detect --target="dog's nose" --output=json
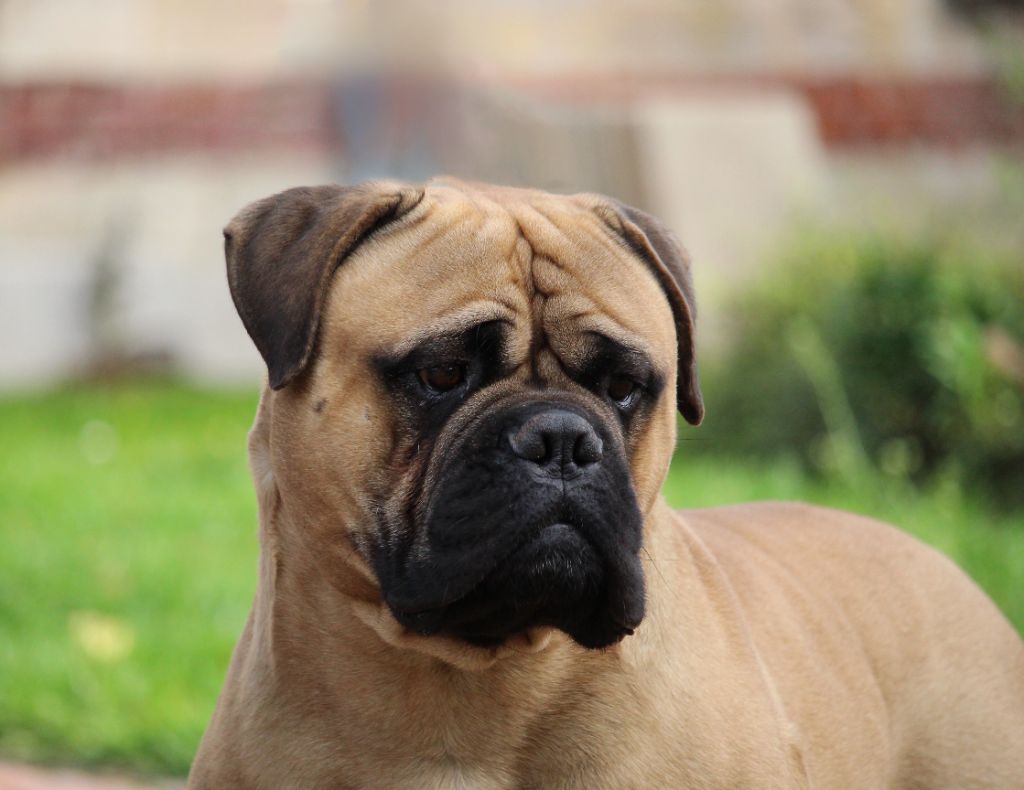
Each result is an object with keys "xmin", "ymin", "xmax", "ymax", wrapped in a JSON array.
[{"xmin": 507, "ymin": 409, "xmax": 603, "ymax": 473}]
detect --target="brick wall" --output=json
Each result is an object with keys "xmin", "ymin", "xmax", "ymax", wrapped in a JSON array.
[
  {"xmin": 2, "ymin": 75, "xmax": 1022, "ymax": 167},
  {"xmin": 0, "ymin": 82, "xmax": 337, "ymax": 162}
]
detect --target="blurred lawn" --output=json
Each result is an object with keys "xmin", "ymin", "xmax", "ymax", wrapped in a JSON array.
[{"xmin": 0, "ymin": 382, "xmax": 1021, "ymax": 777}]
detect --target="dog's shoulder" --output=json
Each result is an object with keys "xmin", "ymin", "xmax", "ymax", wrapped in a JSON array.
[
  {"xmin": 680, "ymin": 500, "xmax": 942, "ymax": 580},
  {"xmin": 674, "ymin": 500, "xmax": 1024, "ymax": 787},
  {"xmin": 676, "ymin": 499, "xmax": 996, "ymax": 633}
]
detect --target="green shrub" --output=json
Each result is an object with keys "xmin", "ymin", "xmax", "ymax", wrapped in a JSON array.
[{"xmin": 699, "ymin": 230, "xmax": 1024, "ymax": 507}]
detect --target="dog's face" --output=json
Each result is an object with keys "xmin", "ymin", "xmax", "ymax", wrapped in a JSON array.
[{"xmin": 225, "ymin": 180, "xmax": 702, "ymax": 650}]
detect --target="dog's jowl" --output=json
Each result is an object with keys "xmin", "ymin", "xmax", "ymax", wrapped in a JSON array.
[{"xmin": 189, "ymin": 179, "xmax": 1024, "ymax": 789}]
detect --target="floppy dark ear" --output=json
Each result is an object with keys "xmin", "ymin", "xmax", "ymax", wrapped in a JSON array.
[
  {"xmin": 594, "ymin": 200, "xmax": 704, "ymax": 425},
  {"xmin": 224, "ymin": 183, "xmax": 424, "ymax": 389}
]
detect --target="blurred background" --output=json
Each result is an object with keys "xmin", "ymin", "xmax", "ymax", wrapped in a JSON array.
[{"xmin": 1, "ymin": 0, "xmax": 1022, "ymax": 786}]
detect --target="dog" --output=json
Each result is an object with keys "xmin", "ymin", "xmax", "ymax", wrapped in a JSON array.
[{"xmin": 189, "ymin": 179, "xmax": 1024, "ymax": 788}]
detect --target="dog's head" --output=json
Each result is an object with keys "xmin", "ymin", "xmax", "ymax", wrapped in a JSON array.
[{"xmin": 225, "ymin": 179, "xmax": 701, "ymax": 652}]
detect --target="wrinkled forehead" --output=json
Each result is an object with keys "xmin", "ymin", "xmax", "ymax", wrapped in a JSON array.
[{"xmin": 322, "ymin": 183, "xmax": 676, "ymax": 361}]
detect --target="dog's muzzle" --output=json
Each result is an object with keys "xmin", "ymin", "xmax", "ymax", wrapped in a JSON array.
[{"xmin": 371, "ymin": 398, "xmax": 647, "ymax": 650}]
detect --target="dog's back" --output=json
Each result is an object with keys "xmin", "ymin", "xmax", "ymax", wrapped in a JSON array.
[{"xmin": 686, "ymin": 502, "xmax": 1024, "ymax": 788}]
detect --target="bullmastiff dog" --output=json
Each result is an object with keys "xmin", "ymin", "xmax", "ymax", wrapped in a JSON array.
[{"xmin": 189, "ymin": 179, "xmax": 1024, "ymax": 788}]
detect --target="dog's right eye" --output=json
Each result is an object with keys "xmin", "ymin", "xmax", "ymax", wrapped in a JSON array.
[
  {"xmin": 418, "ymin": 364, "xmax": 466, "ymax": 393},
  {"xmin": 607, "ymin": 375, "xmax": 637, "ymax": 403}
]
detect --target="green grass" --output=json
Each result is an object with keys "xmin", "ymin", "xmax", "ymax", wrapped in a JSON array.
[
  {"xmin": 0, "ymin": 383, "xmax": 260, "ymax": 776},
  {"xmin": 0, "ymin": 383, "xmax": 1021, "ymax": 777}
]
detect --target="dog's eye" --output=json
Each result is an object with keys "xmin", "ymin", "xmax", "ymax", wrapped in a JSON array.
[
  {"xmin": 418, "ymin": 364, "xmax": 466, "ymax": 393},
  {"xmin": 607, "ymin": 376, "xmax": 638, "ymax": 406}
]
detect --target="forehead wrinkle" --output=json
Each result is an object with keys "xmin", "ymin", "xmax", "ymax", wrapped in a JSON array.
[
  {"xmin": 400, "ymin": 187, "xmax": 505, "ymax": 250},
  {"xmin": 522, "ymin": 197, "xmax": 662, "ymax": 291},
  {"xmin": 513, "ymin": 199, "xmax": 658, "ymax": 297},
  {"xmin": 358, "ymin": 191, "xmax": 524, "ymax": 284},
  {"xmin": 419, "ymin": 190, "xmax": 527, "ymax": 278},
  {"xmin": 426, "ymin": 183, "xmax": 519, "ymax": 240},
  {"xmin": 384, "ymin": 301, "xmax": 519, "ymax": 357},
  {"xmin": 358, "ymin": 209, "xmax": 468, "ymax": 272},
  {"xmin": 509, "ymin": 201, "xmax": 577, "ymax": 262},
  {"xmin": 419, "ymin": 211, "xmax": 485, "ymax": 259},
  {"xmin": 531, "ymin": 246, "xmax": 666, "ymax": 364},
  {"xmin": 543, "ymin": 239, "xmax": 672, "ymax": 350},
  {"xmin": 546, "ymin": 274, "xmax": 640, "ymax": 331}
]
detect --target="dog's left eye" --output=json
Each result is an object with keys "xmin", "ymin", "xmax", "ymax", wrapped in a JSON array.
[
  {"xmin": 607, "ymin": 376, "xmax": 639, "ymax": 406},
  {"xmin": 418, "ymin": 364, "xmax": 466, "ymax": 393}
]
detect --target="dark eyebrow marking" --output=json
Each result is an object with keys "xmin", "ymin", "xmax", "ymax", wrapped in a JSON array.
[
  {"xmin": 575, "ymin": 331, "xmax": 665, "ymax": 395},
  {"xmin": 590, "ymin": 331, "xmax": 648, "ymax": 361},
  {"xmin": 374, "ymin": 331, "xmax": 473, "ymax": 375},
  {"xmin": 374, "ymin": 319, "xmax": 512, "ymax": 376},
  {"xmin": 378, "ymin": 303, "xmax": 517, "ymax": 359}
]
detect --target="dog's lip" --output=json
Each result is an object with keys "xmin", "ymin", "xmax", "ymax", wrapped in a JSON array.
[{"xmin": 387, "ymin": 522, "xmax": 585, "ymax": 620}]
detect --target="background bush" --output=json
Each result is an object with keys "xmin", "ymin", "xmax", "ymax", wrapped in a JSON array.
[{"xmin": 699, "ymin": 230, "xmax": 1024, "ymax": 507}]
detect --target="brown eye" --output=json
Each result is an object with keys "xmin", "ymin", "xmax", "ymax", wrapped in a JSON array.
[
  {"xmin": 418, "ymin": 364, "xmax": 466, "ymax": 393},
  {"xmin": 607, "ymin": 375, "xmax": 638, "ymax": 404}
]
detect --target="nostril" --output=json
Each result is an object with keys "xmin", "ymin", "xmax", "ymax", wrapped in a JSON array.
[
  {"xmin": 573, "ymin": 432, "xmax": 603, "ymax": 466},
  {"xmin": 508, "ymin": 424, "xmax": 549, "ymax": 463}
]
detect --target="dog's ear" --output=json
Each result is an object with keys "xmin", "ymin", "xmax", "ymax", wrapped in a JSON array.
[
  {"xmin": 592, "ymin": 200, "xmax": 704, "ymax": 425},
  {"xmin": 224, "ymin": 183, "xmax": 424, "ymax": 390}
]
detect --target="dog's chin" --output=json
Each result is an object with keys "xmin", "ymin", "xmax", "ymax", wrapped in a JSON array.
[{"xmin": 393, "ymin": 524, "xmax": 645, "ymax": 651}]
